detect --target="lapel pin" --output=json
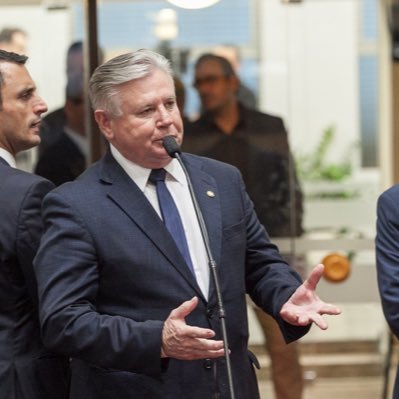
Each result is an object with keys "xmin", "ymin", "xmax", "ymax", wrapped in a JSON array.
[{"xmin": 206, "ymin": 190, "xmax": 215, "ymax": 198}]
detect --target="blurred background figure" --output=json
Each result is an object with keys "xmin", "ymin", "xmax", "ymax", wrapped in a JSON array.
[
  {"xmin": 184, "ymin": 53, "xmax": 304, "ymax": 399},
  {"xmin": 37, "ymin": 41, "xmax": 84, "ymax": 157},
  {"xmin": 174, "ymin": 75, "xmax": 189, "ymax": 125},
  {"xmin": 0, "ymin": 27, "xmax": 28, "ymax": 55},
  {"xmin": 212, "ymin": 44, "xmax": 256, "ymax": 109},
  {"xmin": 35, "ymin": 74, "xmax": 87, "ymax": 186}
]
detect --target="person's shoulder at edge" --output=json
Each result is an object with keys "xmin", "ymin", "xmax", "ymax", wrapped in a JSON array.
[
  {"xmin": 1, "ymin": 165, "xmax": 55, "ymax": 213},
  {"xmin": 379, "ymin": 183, "xmax": 399, "ymax": 199},
  {"xmin": 1, "ymin": 161, "xmax": 51, "ymax": 185},
  {"xmin": 377, "ymin": 184, "xmax": 399, "ymax": 213}
]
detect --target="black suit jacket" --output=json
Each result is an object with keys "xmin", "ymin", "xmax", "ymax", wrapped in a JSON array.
[
  {"xmin": 184, "ymin": 106, "xmax": 303, "ymax": 237},
  {"xmin": 38, "ymin": 107, "xmax": 66, "ymax": 156},
  {"xmin": 0, "ymin": 157, "xmax": 69, "ymax": 399},
  {"xmin": 34, "ymin": 151, "xmax": 309, "ymax": 399},
  {"xmin": 35, "ymin": 131, "xmax": 86, "ymax": 186}
]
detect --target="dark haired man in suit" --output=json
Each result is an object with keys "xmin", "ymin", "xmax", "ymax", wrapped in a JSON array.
[{"xmin": 0, "ymin": 49, "xmax": 69, "ymax": 399}]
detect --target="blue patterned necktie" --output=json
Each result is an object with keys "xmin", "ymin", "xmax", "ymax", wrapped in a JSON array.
[{"xmin": 149, "ymin": 168, "xmax": 195, "ymax": 277}]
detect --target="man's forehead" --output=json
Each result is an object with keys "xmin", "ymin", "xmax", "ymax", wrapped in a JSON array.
[
  {"xmin": 0, "ymin": 62, "xmax": 33, "ymax": 90},
  {"xmin": 0, "ymin": 61, "xmax": 26, "ymax": 75},
  {"xmin": 196, "ymin": 60, "xmax": 223, "ymax": 75}
]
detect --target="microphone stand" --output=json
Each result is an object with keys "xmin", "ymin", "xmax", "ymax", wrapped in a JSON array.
[{"xmin": 173, "ymin": 151, "xmax": 236, "ymax": 399}]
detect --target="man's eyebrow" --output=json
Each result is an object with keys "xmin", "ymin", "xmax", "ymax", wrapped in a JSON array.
[{"xmin": 18, "ymin": 86, "xmax": 35, "ymax": 97}]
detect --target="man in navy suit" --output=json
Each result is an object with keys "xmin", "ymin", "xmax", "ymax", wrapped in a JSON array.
[
  {"xmin": 34, "ymin": 49, "xmax": 340, "ymax": 399},
  {"xmin": 0, "ymin": 50, "xmax": 69, "ymax": 398},
  {"xmin": 376, "ymin": 185, "xmax": 399, "ymax": 398}
]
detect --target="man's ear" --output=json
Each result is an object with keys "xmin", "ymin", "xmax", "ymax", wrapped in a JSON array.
[{"xmin": 94, "ymin": 110, "xmax": 114, "ymax": 141}]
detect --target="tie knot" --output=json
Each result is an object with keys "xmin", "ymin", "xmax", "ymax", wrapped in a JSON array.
[{"xmin": 149, "ymin": 168, "xmax": 166, "ymax": 183}]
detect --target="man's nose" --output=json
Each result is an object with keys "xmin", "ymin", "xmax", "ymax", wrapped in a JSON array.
[
  {"xmin": 157, "ymin": 106, "xmax": 173, "ymax": 125},
  {"xmin": 34, "ymin": 95, "xmax": 48, "ymax": 115}
]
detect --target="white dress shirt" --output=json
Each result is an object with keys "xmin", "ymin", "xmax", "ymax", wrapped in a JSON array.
[
  {"xmin": 110, "ymin": 144, "xmax": 210, "ymax": 299},
  {"xmin": 0, "ymin": 148, "xmax": 16, "ymax": 168}
]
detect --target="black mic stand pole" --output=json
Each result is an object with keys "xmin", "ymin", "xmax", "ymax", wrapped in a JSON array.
[{"xmin": 172, "ymin": 150, "xmax": 236, "ymax": 399}]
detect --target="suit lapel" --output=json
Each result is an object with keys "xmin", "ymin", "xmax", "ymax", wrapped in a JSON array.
[
  {"xmin": 0, "ymin": 157, "xmax": 10, "ymax": 167},
  {"xmin": 182, "ymin": 155, "xmax": 222, "ymax": 301},
  {"xmin": 99, "ymin": 153, "xmax": 204, "ymax": 299}
]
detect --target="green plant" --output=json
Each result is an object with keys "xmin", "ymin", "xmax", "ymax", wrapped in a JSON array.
[{"xmin": 296, "ymin": 125, "xmax": 352, "ymax": 182}]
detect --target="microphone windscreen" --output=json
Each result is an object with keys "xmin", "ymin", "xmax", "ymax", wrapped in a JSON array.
[{"xmin": 162, "ymin": 136, "xmax": 181, "ymax": 158}]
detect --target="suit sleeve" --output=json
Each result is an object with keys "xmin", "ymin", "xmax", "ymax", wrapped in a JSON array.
[
  {"xmin": 16, "ymin": 178, "xmax": 54, "ymax": 304},
  {"xmin": 34, "ymin": 191, "xmax": 164, "ymax": 376},
  {"xmin": 376, "ymin": 189, "xmax": 399, "ymax": 337},
  {"xmin": 235, "ymin": 169, "xmax": 310, "ymax": 343}
]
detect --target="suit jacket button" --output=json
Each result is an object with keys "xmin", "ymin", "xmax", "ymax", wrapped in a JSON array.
[
  {"xmin": 206, "ymin": 308, "xmax": 214, "ymax": 319},
  {"xmin": 204, "ymin": 358, "xmax": 212, "ymax": 369}
]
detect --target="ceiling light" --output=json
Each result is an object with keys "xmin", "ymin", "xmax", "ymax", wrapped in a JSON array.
[{"xmin": 166, "ymin": 0, "xmax": 221, "ymax": 10}]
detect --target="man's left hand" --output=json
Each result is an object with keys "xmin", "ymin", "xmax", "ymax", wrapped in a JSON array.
[{"xmin": 280, "ymin": 263, "xmax": 341, "ymax": 330}]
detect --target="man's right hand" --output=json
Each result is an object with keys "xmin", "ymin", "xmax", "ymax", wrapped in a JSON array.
[{"xmin": 161, "ymin": 296, "xmax": 225, "ymax": 360}]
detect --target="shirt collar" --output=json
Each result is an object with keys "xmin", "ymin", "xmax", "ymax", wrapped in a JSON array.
[
  {"xmin": 0, "ymin": 148, "xmax": 16, "ymax": 167},
  {"xmin": 110, "ymin": 144, "xmax": 186, "ymax": 192}
]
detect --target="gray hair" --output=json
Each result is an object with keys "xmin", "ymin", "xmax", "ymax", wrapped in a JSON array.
[{"xmin": 89, "ymin": 49, "xmax": 173, "ymax": 117}]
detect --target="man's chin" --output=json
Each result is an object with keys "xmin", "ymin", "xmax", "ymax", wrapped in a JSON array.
[{"xmin": 25, "ymin": 136, "xmax": 41, "ymax": 150}]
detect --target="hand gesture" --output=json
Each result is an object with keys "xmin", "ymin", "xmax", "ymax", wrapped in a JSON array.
[
  {"xmin": 161, "ymin": 296, "xmax": 225, "ymax": 360},
  {"xmin": 280, "ymin": 264, "xmax": 341, "ymax": 330}
]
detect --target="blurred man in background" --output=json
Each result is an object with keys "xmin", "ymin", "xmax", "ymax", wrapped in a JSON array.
[
  {"xmin": 185, "ymin": 53, "xmax": 304, "ymax": 399},
  {"xmin": 0, "ymin": 27, "xmax": 28, "ymax": 55},
  {"xmin": 38, "ymin": 41, "xmax": 84, "ymax": 156},
  {"xmin": 35, "ymin": 72, "xmax": 87, "ymax": 185}
]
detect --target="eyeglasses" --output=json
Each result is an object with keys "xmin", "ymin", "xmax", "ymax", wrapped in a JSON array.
[{"xmin": 193, "ymin": 75, "xmax": 227, "ymax": 89}]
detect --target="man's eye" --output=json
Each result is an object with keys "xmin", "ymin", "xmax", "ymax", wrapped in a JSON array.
[
  {"xmin": 20, "ymin": 91, "xmax": 32, "ymax": 100},
  {"xmin": 140, "ymin": 108, "xmax": 153, "ymax": 116},
  {"xmin": 166, "ymin": 101, "xmax": 175, "ymax": 110}
]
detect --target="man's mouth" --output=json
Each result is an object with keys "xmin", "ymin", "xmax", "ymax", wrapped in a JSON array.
[{"xmin": 30, "ymin": 120, "xmax": 42, "ymax": 130}]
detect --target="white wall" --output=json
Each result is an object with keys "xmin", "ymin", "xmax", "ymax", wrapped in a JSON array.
[
  {"xmin": 0, "ymin": 5, "xmax": 71, "ymax": 112},
  {"xmin": 258, "ymin": 0, "xmax": 360, "ymax": 166}
]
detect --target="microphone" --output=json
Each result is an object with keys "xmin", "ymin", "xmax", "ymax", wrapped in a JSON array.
[
  {"xmin": 162, "ymin": 136, "xmax": 236, "ymax": 399},
  {"xmin": 162, "ymin": 135, "xmax": 181, "ymax": 157}
]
